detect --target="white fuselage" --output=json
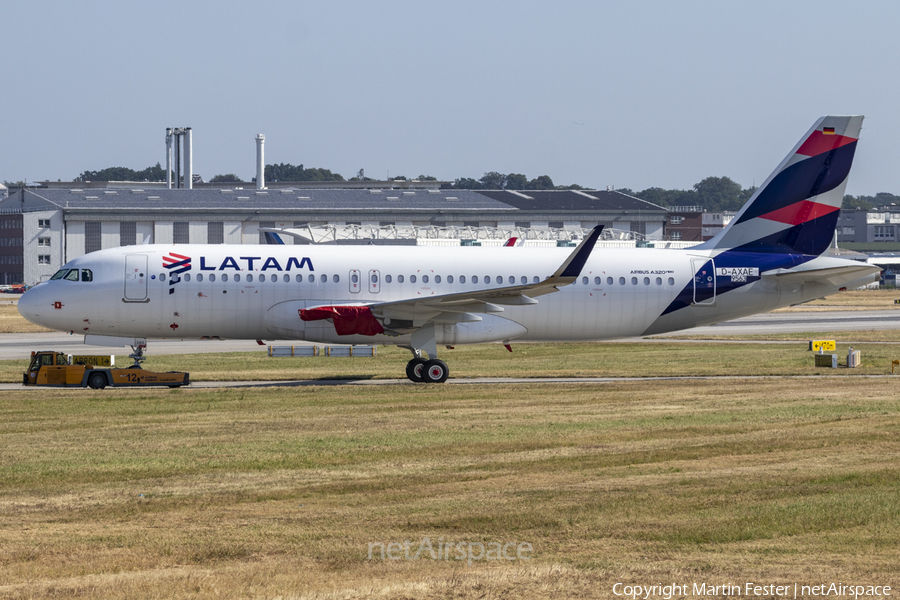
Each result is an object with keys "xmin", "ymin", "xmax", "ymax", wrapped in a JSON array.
[{"xmin": 18, "ymin": 244, "xmax": 875, "ymax": 348}]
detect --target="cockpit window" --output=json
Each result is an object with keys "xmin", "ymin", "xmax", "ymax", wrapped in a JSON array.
[
  {"xmin": 64, "ymin": 270, "xmax": 80, "ymax": 281},
  {"xmin": 81, "ymin": 269, "xmax": 92, "ymax": 282},
  {"xmin": 51, "ymin": 269, "xmax": 69, "ymax": 280}
]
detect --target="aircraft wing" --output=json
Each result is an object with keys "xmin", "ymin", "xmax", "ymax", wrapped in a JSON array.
[{"xmin": 300, "ymin": 226, "xmax": 604, "ymax": 335}]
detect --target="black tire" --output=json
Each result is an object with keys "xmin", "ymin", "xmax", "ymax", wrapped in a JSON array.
[
  {"xmin": 405, "ymin": 358, "xmax": 428, "ymax": 382},
  {"xmin": 87, "ymin": 372, "xmax": 108, "ymax": 390},
  {"xmin": 423, "ymin": 359, "xmax": 449, "ymax": 383}
]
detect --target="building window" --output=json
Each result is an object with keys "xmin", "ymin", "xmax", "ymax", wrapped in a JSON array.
[
  {"xmin": 38, "ymin": 219, "xmax": 51, "ymax": 229},
  {"xmin": 549, "ymin": 221, "xmax": 564, "ymax": 229},
  {"xmin": 463, "ymin": 221, "xmax": 480, "ymax": 228},
  {"xmin": 37, "ymin": 237, "xmax": 51, "ymax": 247},
  {"xmin": 85, "ymin": 222, "xmax": 102, "ymax": 253},
  {"xmin": 875, "ymin": 226, "xmax": 895, "ymax": 239},
  {"xmin": 120, "ymin": 222, "xmax": 136, "ymax": 246},
  {"xmin": 670, "ymin": 216, "xmax": 683, "ymax": 224},
  {"xmin": 38, "ymin": 255, "xmax": 51, "ymax": 265},
  {"xmin": 173, "ymin": 222, "xmax": 190, "ymax": 244},
  {"xmin": 670, "ymin": 231, "xmax": 682, "ymax": 241},
  {"xmin": 208, "ymin": 222, "xmax": 224, "ymax": 244},
  {"xmin": 842, "ymin": 226, "xmax": 855, "ymax": 236},
  {"xmin": 514, "ymin": 221, "xmax": 531, "ymax": 228}
]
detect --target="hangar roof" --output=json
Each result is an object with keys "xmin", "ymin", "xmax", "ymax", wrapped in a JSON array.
[{"xmin": 3, "ymin": 187, "xmax": 665, "ymax": 215}]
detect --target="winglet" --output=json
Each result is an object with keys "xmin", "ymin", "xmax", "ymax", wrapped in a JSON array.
[{"xmin": 549, "ymin": 225, "xmax": 603, "ymax": 283}]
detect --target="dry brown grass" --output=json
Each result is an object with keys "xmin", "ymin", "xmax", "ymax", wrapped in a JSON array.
[
  {"xmin": 774, "ymin": 288, "xmax": 900, "ymax": 311},
  {"xmin": 1, "ymin": 379, "xmax": 898, "ymax": 598},
  {"xmin": 0, "ymin": 304, "xmax": 52, "ymax": 334}
]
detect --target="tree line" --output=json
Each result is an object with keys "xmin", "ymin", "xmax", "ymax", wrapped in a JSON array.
[{"xmin": 65, "ymin": 163, "xmax": 900, "ymax": 214}]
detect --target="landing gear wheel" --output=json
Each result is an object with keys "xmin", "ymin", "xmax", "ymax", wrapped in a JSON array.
[
  {"xmin": 87, "ymin": 372, "xmax": 108, "ymax": 390},
  {"xmin": 406, "ymin": 358, "xmax": 428, "ymax": 382},
  {"xmin": 423, "ymin": 359, "xmax": 449, "ymax": 383}
]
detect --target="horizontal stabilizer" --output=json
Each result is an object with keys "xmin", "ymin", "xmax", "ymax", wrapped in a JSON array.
[{"xmin": 763, "ymin": 262, "xmax": 881, "ymax": 286}]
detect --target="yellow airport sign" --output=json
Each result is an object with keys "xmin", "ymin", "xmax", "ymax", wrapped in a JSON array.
[
  {"xmin": 809, "ymin": 340, "xmax": 836, "ymax": 352},
  {"xmin": 71, "ymin": 355, "xmax": 115, "ymax": 367}
]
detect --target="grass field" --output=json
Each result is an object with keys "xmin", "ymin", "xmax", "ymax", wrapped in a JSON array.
[
  {"xmin": 1, "ymin": 379, "xmax": 898, "ymax": 599},
  {"xmin": 1, "ymin": 290, "xmax": 899, "ymax": 598}
]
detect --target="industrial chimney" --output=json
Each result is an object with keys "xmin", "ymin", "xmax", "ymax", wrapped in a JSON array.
[
  {"xmin": 184, "ymin": 127, "xmax": 193, "ymax": 190},
  {"xmin": 165, "ymin": 128, "xmax": 173, "ymax": 189},
  {"xmin": 256, "ymin": 134, "xmax": 266, "ymax": 189}
]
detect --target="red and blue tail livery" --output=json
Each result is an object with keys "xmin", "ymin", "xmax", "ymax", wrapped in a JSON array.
[{"xmin": 701, "ymin": 116, "xmax": 861, "ymax": 256}]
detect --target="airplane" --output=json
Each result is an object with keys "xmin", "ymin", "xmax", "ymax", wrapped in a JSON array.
[{"xmin": 18, "ymin": 116, "xmax": 881, "ymax": 383}]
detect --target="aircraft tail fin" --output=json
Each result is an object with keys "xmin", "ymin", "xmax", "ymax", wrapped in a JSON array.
[
  {"xmin": 697, "ymin": 116, "xmax": 862, "ymax": 256},
  {"xmin": 264, "ymin": 231, "xmax": 285, "ymax": 245}
]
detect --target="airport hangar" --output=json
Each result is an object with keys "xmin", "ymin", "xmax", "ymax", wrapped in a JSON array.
[{"xmin": 0, "ymin": 185, "xmax": 677, "ymax": 286}]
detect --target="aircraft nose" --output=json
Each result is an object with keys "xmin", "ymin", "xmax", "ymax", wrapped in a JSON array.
[{"xmin": 17, "ymin": 286, "xmax": 48, "ymax": 327}]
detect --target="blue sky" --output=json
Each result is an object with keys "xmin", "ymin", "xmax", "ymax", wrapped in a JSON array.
[{"xmin": 4, "ymin": 1, "xmax": 899, "ymax": 196}]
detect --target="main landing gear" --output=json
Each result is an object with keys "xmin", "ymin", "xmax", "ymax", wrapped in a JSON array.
[
  {"xmin": 406, "ymin": 356, "xmax": 449, "ymax": 383},
  {"xmin": 404, "ymin": 323, "xmax": 449, "ymax": 383}
]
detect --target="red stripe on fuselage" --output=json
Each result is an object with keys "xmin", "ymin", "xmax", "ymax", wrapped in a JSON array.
[
  {"xmin": 796, "ymin": 130, "xmax": 856, "ymax": 157},
  {"xmin": 759, "ymin": 200, "xmax": 840, "ymax": 226}
]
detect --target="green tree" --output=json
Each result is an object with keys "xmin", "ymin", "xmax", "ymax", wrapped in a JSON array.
[
  {"xmin": 415, "ymin": 175, "xmax": 437, "ymax": 181},
  {"xmin": 78, "ymin": 163, "xmax": 168, "ymax": 182},
  {"xmin": 264, "ymin": 163, "xmax": 344, "ymax": 182},
  {"xmin": 479, "ymin": 171, "xmax": 506, "ymax": 189},
  {"xmin": 505, "ymin": 173, "xmax": 528, "ymax": 189},
  {"xmin": 453, "ymin": 177, "xmax": 482, "ymax": 189},
  {"xmin": 693, "ymin": 176, "xmax": 743, "ymax": 212},
  {"xmin": 528, "ymin": 175, "xmax": 554, "ymax": 190},
  {"xmin": 209, "ymin": 173, "xmax": 244, "ymax": 183},
  {"xmin": 843, "ymin": 195, "xmax": 873, "ymax": 210}
]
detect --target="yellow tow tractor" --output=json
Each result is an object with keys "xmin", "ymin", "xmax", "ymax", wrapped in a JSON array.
[{"xmin": 23, "ymin": 350, "xmax": 190, "ymax": 389}]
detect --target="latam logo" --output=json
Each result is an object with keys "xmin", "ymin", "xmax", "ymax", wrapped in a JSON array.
[
  {"xmin": 198, "ymin": 256, "xmax": 314, "ymax": 271},
  {"xmin": 161, "ymin": 254, "xmax": 316, "ymax": 295},
  {"xmin": 163, "ymin": 253, "xmax": 192, "ymax": 295}
]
